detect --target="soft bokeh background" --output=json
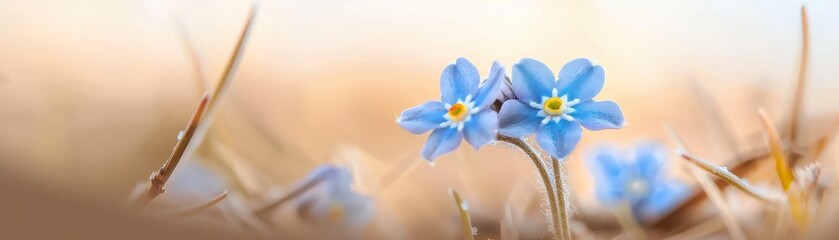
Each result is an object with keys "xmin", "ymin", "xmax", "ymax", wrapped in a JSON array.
[{"xmin": 1, "ymin": 0, "xmax": 839, "ymax": 239}]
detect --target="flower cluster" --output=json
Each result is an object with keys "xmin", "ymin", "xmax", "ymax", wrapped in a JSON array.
[
  {"xmin": 397, "ymin": 57, "xmax": 626, "ymax": 161},
  {"xmin": 587, "ymin": 142, "xmax": 690, "ymax": 221}
]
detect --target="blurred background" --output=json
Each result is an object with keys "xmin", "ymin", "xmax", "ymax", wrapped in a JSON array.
[{"xmin": 1, "ymin": 0, "xmax": 839, "ymax": 239}]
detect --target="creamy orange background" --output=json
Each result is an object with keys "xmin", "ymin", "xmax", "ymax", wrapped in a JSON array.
[{"xmin": 1, "ymin": 0, "xmax": 839, "ymax": 239}]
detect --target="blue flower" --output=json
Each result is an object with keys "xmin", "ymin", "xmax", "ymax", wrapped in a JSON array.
[
  {"xmin": 295, "ymin": 165, "xmax": 374, "ymax": 228},
  {"xmin": 497, "ymin": 58, "xmax": 625, "ymax": 159},
  {"xmin": 397, "ymin": 58, "xmax": 505, "ymax": 161},
  {"xmin": 587, "ymin": 142, "xmax": 690, "ymax": 221}
]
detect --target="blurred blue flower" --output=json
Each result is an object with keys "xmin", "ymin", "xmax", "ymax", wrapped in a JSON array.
[
  {"xmin": 397, "ymin": 58, "xmax": 505, "ymax": 161},
  {"xmin": 587, "ymin": 142, "xmax": 690, "ymax": 221},
  {"xmin": 295, "ymin": 165, "xmax": 374, "ymax": 228},
  {"xmin": 498, "ymin": 58, "xmax": 625, "ymax": 159}
]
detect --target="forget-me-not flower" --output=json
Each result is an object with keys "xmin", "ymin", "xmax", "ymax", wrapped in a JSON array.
[
  {"xmin": 295, "ymin": 165, "xmax": 374, "ymax": 227},
  {"xmin": 587, "ymin": 142, "xmax": 690, "ymax": 221},
  {"xmin": 498, "ymin": 58, "xmax": 625, "ymax": 159},
  {"xmin": 397, "ymin": 58, "xmax": 505, "ymax": 161}
]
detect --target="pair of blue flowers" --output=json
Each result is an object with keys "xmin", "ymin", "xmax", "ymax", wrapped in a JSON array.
[{"xmin": 398, "ymin": 57, "xmax": 626, "ymax": 161}]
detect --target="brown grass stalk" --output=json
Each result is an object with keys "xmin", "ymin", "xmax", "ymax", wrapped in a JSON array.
[
  {"xmin": 133, "ymin": 94, "xmax": 210, "ymax": 207},
  {"xmin": 172, "ymin": 189, "xmax": 230, "ymax": 217}
]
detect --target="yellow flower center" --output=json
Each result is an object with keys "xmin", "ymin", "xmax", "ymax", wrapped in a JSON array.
[
  {"xmin": 448, "ymin": 103, "xmax": 469, "ymax": 121},
  {"xmin": 543, "ymin": 97, "xmax": 564, "ymax": 116}
]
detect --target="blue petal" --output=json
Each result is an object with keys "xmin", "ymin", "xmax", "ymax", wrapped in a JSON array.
[
  {"xmin": 498, "ymin": 100, "xmax": 542, "ymax": 138},
  {"xmin": 341, "ymin": 194, "xmax": 376, "ymax": 227},
  {"xmin": 536, "ymin": 120, "xmax": 582, "ymax": 159},
  {"xmin": 440, "ymin": 57, "xmax": 480, "ymax": 104},
  {"xmin": 166, "ymin": 160, "xmax": 227, "ymax": 201},
  {"xmin": 303, "ymin": 165, "xmax": 341, "ymax": 183},
  {"xmin": 587, "ymin": 146, "xmax": 628, "ymax": 204},
  {"xmin": 295, "ymin": 165, "xmax": 374, "ymax": 226},
  {"xmin": 639, "ymin": 181, "xmax": 691, "ymax": 220},
  {"xmin": 464, "ymin": 109, "xmax": 498, "ymax": 149},
  {"xmin": 301, "ymin": 190, "xmax": 374, "ymax": 227},
  {"xmin": 421, "ymin": 127, "xmax": 463, "ymax": 161},
  {"xmin": 556, "ymin": 58, "xmax": 605, "ymax": 101},
  {"xmin": 297, "ymin": 165, "xmax": 350, "ymax": 198},
  {"xmin": 473, "ymin": 61, "xmax": 505, "ymax": 108},
  {"xmin": 512, "ymin": 58, "xmax": 555, "ymax": 104},
  {"xmin": 397, "ymin": 101, "xmax": 447, "ymax": 134},
  {"xmin": 571, "ymin": 100, "xmax": 625, "ymax": 130},
  {"xmin": 633, "ymin": 141, "xmax": 666, "ymax": 182}
]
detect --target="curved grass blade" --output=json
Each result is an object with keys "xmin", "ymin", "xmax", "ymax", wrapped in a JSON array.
[
  {"xmin": 132, "ymin": 1, "xmax": 260, "ymax": 208},
  {"xmin": 788, "ymin": 5, "xmax": 810, "ymax": 146},
  {"xmin": 667, "ymin": 126, "xmax": 748, "ymax": 240},
  {"xmin": 501, "ymin": 203, "xmax": 518, "ymax": 240},
  {"xmin": 171, "ymin": 189, "xmax": 229, "ymax": 217},
  {"xmin": 758, "ymin": 109, "xmax": 795, "ymax": 191},
  {"xmin": 133, "ymin": 94, "xmax": 210, "ymax": 207},
  {"xmin": 677, "ymin": 150, "xmax": 782, "ymax": 203},
  {"xmin": 451, "ymin": 189, "xmax": 475, "ymax": 240}
]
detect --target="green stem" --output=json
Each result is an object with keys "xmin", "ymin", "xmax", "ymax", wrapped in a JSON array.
[{"xmin": 497, "ymin": 135, "xmax": 563, "ymax": 240}]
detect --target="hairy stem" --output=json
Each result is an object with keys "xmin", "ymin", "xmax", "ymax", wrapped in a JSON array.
[
  {"xmin": 552, "ymin": 157, "xmax": 573, "ymax": 240},
  {"xmin": 497, "ymin": 135, "xmax": 564, "ymax": 240}
]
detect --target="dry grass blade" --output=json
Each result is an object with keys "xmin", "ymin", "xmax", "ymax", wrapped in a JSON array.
[
  {"xmin": 207, "ymin": 140, "xmax": 265, "ymax": 196},
  {"xmin": 770, "ymin": 201, "xmax": 791, "ymax": 240},
  {"xmin": 198, "ymin": 1, "xmax": 259, "ymax": 147},
  {"xmin": 501, "ymin": 203, "xmax": 518, "ymax": 240},
  {"xmin": 207, "ymin": 2, "xmax": 259, "ymax": 110},
  {"xmin": 132, "ymin": 1, "xmax": 259, "ymax": 208},
  {"xmin": 760, "ymin": 109, "xmax": 811, "ymax": 229},
  {"xmin": 661, "ymin": 218, "xmax": 725, "ymax": 240},
  {"xmin": 690, "ymin": 170, "xmax": 748, "ymax": 240},
  {"xmin": 252, "ymin": 170, "xmax": 329, "ymax": 217},
  {"xmin": 197, "ymin": 2, "xmax": 261, "ymax": 194},
  {"xmin": 813, "ymin": 117, "xmax": 839, "ymax": 159},
  {"xmin": 788, "ymin": 5, "xmax": 810, "ymax": 145},
  {"xmin": 613, "ymin": 203, "xmax": 648, "ymax": 240},
  {"xmin": 690, "ymin": 80, "xmax": 741, "ymax": 155},
  {"xmin": 133, "ymin": 94, "xmax": 210, "ymax": 207},
  {"xmin": 758, "ymin": 109, "xmax": 795, "ymax": 191},
  {"xmin": 654, "ymin": 146, "xmax": 769, "ymax": 228},
  {"xmin": 223, "ymin": 193, "xmax": 276, "ymax": 235},
  {"xmin": 379, "ymin": 151, "xmax": 421, "ymax": 192},
  {"xmin": 666, "ymin": 126, "xmax": 748, "ymax": 240},
  {"xmin": 451, "ymin": 189, "xmax": 475, "ymax": 240},
  {"xmin": 677, "ymin": 151, "xmax": 781, "ymax": 203},
  {"xmin": 172, "ymin": 189, "xmax": 230, "ymax": 217}
]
